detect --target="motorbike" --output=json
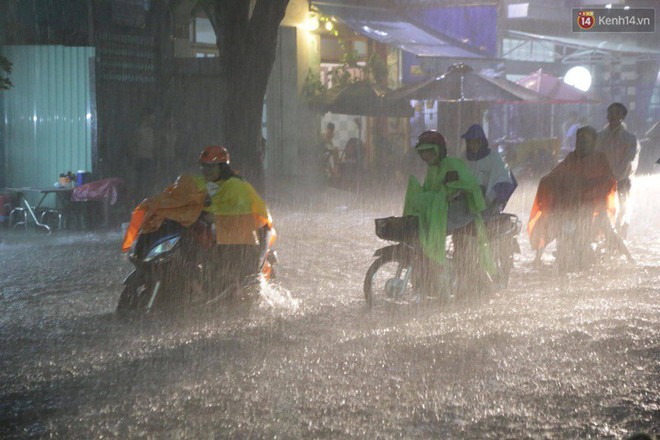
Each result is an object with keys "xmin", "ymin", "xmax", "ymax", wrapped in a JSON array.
[
  {"xmin": 363, "ymin": 212, "xmax": 521, "ymax": 309},
  {"xmin": 117, "ymin": 219, "xmax": 277, "ymax": 314},
  {"xmin": 554, "ymin": 207, "xmax": 632, "ymax": 272}
]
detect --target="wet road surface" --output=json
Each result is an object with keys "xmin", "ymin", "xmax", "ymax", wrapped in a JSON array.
[{"xmin": 1, "ymin": 176, "xmax": 658, "ymax": 438}]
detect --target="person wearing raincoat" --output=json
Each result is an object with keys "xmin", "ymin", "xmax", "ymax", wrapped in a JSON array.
[
  {"xmin": 528, "ymin": 126, "xmax": 630, "ymax": 266},
  {"xmin": 460, "ymin": 124, "xmax": 517, "ymax": 216},
  {"xmin": 403, "ymin": 130, "xmax": 494, "ymax": 295},
  {"xmin": 122, "ymin": 145, "xmax": 274, "ymax": 286}
]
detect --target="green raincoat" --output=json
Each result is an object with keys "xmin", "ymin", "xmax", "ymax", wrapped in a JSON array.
[{"xmin": 403, "ymin": 147, "xmax": 494, "ymax": 273}]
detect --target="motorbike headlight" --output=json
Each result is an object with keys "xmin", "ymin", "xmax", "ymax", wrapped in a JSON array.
[{"xmin": 144, "ymin": 236, "xmax": 180, "ymax": 262}]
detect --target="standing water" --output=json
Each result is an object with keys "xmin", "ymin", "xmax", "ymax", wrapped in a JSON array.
[{"xmin": 0, "ymin": 174, "xmax": 658, "ymax": 438}]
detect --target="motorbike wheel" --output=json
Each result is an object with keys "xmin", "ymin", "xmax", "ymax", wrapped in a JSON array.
[
  {"xmin": 363, "ymin": 255, "xmax": 414, "ymax": 309},
  {"xmin": 117, "ymin": 274, "xmax": 150, "ymax": 312},
  {"xmin": 492, "ymin": 238, "xmax": 515, "ymax": 289},
  {"xmin": 117, "ymin": 271, "xmax": 169, "ymax": 313},
  {"xmin": 556, "ymin": 235, "xmax": 593, "ymax": 272}
]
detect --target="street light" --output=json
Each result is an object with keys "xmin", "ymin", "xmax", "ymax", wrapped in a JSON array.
[
  {"xmin": 564, "ymin": 66, "xmax": 592, "ymax": 92},
  {"xmin": 303, "ymin": 14, "xmax": 320, "ymax": 32}
]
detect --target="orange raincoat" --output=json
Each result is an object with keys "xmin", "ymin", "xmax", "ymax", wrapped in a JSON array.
[
  {"xmin": 122, "ymin": 175, "xmax": 273, "ymax": 252},
  {"xmin": 527, "ymin": 151, "xmax": 618, "ymax": 250}
]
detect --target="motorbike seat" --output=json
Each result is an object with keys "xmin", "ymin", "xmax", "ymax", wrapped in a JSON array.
[
  {"xmin": 454, "ymin": 213, "xmax": 520, "ymax": 239},
  {"xmin": 483, "ymin": 213, "xmax": 521, "ymax": 238}
]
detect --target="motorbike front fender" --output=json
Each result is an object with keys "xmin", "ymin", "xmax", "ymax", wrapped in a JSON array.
[{"xmin": 123, "ymin": 269, "xmax": 143, "ymax": 286}]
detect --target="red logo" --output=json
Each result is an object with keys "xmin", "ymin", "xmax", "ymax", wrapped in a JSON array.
[{"xmin": 577, "ymin": 10, "xmax": 595, "ymax": 30}]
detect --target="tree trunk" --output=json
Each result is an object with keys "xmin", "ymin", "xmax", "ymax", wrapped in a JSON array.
[{"xmin": 203, "ymin": 0, "xmax": 289, "ymax": 193}]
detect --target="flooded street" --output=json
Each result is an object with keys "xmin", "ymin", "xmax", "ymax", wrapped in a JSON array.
[{"xmin": 1, "ymin": 176, "xmax": 659, "ymax": 439}]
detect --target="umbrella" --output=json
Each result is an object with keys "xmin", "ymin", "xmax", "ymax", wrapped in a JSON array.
[
  {"xmin": 516, "ymin": 69, "xmax": 595, "ymax": 103},
  {"xmin": 516, "ymin": 69, "xmax": 596, "ymax": 138},
  {"xmin": 390, "ymin": 64, "xmax": 543, "ymax": 153},
  {"xmin": 315, "ymin": 81, "xmax": 414, "ymax": 117},
  {"xmin": 390, "ymin": 63, "xmax": 543, "ymax": 103}
]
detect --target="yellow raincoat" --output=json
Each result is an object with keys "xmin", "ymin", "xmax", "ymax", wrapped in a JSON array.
[
  {"xmin": 122, "ymin": 174, "xmax": 273, "ymax": 252},
  {"xmin": 403, "ymin": 153, "xmax": 493, "ymax": 272}
]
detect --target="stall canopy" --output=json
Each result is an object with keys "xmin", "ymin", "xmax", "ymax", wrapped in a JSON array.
[
  {"xmin": 389, "ymin": 64, "xmax": 543, "ymax": 155},
  {"xmin": 390, "ymin": 64, "xmax": 543, "ymax": 103},
  {"xmin": 311, "ymin": 2, "xmax": 489, "ymax": 58},
  {"xmin": 314, "ymin": 81, "xmax": 414, "ymax": 117},
  {"xmin": 516, "ymin": 69, "xmax": 595, "ymax": 103},
  {"xmin": 508, "ymin": 30, "xmax": 660, "ymax": 63}
]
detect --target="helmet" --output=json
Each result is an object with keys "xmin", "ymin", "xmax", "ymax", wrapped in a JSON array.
[
  {"xmin": 415, "ymin": 130, "xmax": 447, "ymax": 160},
  {"xmin": 199, "ymin": 145, "xmax": 230, "ymax": 164},
  {"xmin": 415, "ymin": 130, "xmax": 446, "ymax": 150}
]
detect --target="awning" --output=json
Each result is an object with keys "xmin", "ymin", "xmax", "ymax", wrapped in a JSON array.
[
  {"xmin": 508, "ymin": 30, "xmax": 660, "ymax": 62},
  {"xmin": 311, "ymin": 81, "xmax": 414, "ymax": 117},
  {"xmin": 390, "ymin": 64, "xmax": 543, "ymax": 103},
  {"xmin": 311, "ymin": 2, "xmax": 488, "ymax": 58}
]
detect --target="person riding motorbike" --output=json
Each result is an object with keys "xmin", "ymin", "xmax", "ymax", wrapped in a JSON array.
[
  {"xmin": 461, "ymin": 124, "xmax": 517, "ymax": 216},
  {"xmin": 528, "ymin": 126, "xmax": 630, "ymax": 268},
  {"xmin": 403, "ymin": 130, "xmax": 494, "ymax": 294},
  {"xmin": 122, "ymin": 145, "xmax": 274, "ymax": 301}
]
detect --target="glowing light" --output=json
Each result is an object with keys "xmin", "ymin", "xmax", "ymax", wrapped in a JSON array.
[
  {"xmin": 86, "ymin": 113, "xmax": 92, "ymax": 120},
  {"xmin": 605, "ymin": 3, "xmax": 612, "ymax": 8},
  {"xmin": 564, "ymin": 66, "xmax": 592, "ymax": 92},
  {"xmin": 324, "ymin": 21, "xmax": 334, "ymax": 32},
  {"xmin": 303, "ymin": 14, "xmax": 319, "ymax": 32}
]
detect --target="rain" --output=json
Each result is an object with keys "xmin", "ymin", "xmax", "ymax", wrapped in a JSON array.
[{"xmin": 1, "ymin": 0, "xmax": 659, "ymax": 438}]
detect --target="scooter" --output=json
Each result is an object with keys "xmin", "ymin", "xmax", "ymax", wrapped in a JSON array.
[
  {"xmin": 117, "ymin": 219, "xmax": 277, "ymax": 314},
  {"xmin": 554, "ymin": 207, "xmax": 632, "ymax": 272},
  {"xmin": 363, "ymin": 212, "xmax": 521, "ymax": 309}
]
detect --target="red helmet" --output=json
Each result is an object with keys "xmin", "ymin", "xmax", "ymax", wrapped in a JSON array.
[
  {"xmin": 199, "ymin": 145, "xmax": 230, "ymax": 164},
  {"xmin": 415, "ymin": 130, "xmax": 447, "ymax": 160},
  {"xmin": 415, "ymin": 130, "xmax": 446, "ymax": 150}
]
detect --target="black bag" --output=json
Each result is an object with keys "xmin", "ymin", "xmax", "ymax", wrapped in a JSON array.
[{"xmin": 375, "ymin": 216, "xmax": 418, "ymax": 242}]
